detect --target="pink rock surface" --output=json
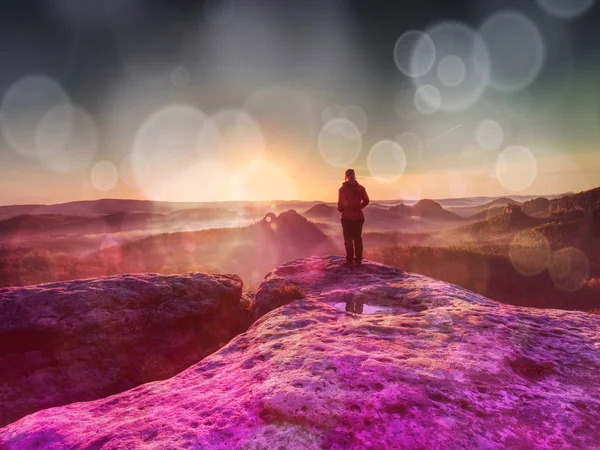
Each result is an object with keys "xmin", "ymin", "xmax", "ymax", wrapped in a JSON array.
[
  {"xmin": 0, "ymin": 272, "xmax": 251, "ymax": 427},
  {"xmin": 1, "ymin": 256, "xmax": 599, "ymax": 448}
]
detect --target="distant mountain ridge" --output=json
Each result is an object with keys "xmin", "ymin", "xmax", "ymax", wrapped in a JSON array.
[
  {"xmin": 551, "ymin": 187, "xmax": 600, "ymax": 212},
  {"xmin": 0, "ymin": 211, "xmax": 244, "ymax": 239},
  {"xmin": 0, "ymin": 199, "xmax": 310, "ymax": 219},
  {"xmin": 93, "ymin": 209, "xmax": 335, "ymax": 286},
  {"xmin": 0, "ymin": 199, "xmax": 196, "ymax": 219},
  {"xmin": 303, "ymin": 203, "xmax": 336, "ymax": 218},
  {"xmin": 448, "ymin": 197, "xmax": 521, "ymax": 218},
  {"xmin": 0, "ymin": 195, "xmax": 567, "ymax": 220},
  {"xmin": 389, "ymin": 199, "xmax": 462, "ymax": 221},
  {"xmin": 305, "ymin": 199, "xmax": 461, "ymax": 220}
]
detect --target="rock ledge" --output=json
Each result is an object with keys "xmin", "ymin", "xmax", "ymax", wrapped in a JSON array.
[{"xmin": 1, "ymin": 256, "xmax": 599, "ymax": 449}]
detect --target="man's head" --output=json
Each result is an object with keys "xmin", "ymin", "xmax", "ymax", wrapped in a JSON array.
[{"xmin": 345, "ymin": 168, "xmax": 356, "ymax": 182}]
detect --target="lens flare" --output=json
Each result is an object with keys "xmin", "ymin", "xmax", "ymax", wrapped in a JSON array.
[
  {"xmin": 318, "ymin": 118, "xmax": 362, "ymax": 168},
  {"xmin": 549, "ymin": 247, "xmax": 590, "ymax": 292},
  {"xmin": 537, "ymin": 0, "xmax": 595, "ymax": 19},
  {"xmin": 35, "ymin": 105, "xmax": 98, "ymax": 173},
  {"xmin": 509, "ymin": 230, "xmax": 551, "ymax": 276},
  {"xmin": 0, "ymin": 75, "xmax": 71, "ymax": 159},
  {"xmin": 226, "ymin": 160, "xmax": 296, "ymax": 201},
  {"xmin": 496, "ymin": 146, "xmax": 537, "ymax": 192},
  {"xmin": 367, "ymin": 140, "xmax": 407, "ymax": 184},
  {"xmin": 437, "ymin": 55, "xmax": 466, "ymax": 87},
  {"xmin": 321, "ymin": 104, "xmax": 343, "ymax": 123},
  {"xmin": 91, "ymin": 161, "xmax": 119, "ymax": 191},
  {"xmin": 414, "ymin": 85, "xmax": 441, "ymax": 114},
  {"xmin": 321, "ymin": 104, "xmax": 368, "ymax": 134},
  {"xmin": 394, "ymin": 30, "xmax": 436, "ymax": 78},
  {"xmin": 412, "ymin": 21, "xmax": 490, "ymax": 112},
  {"xmin": 476, "ymin": 120, "xmax": 504, "ymax": 150},
  {"xmin": 479, "ymin": 11, "xmax": 545, "ymax": 92},
  {"xmin": 168, "ymin": 160, "xmax": 228, "ymax": 202},
  {"xmin": 132, "ymin": 105, "xmax": 217, "ymax": 199},
  {"xmin": 211, "ymin": 109, "xmax": 265, "ymax": 166}
]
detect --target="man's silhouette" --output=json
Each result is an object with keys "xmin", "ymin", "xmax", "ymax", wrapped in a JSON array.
[{"xmin": 337, "ymin": 168, "xmax": 369, "ymax": 267}]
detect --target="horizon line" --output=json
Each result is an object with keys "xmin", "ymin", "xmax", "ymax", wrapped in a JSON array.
[{"xmin": 0, "ymin": 191, "xmax": 579, "ymax": 209}]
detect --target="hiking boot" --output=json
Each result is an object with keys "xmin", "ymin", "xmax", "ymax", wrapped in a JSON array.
[
  {"xmin": 354, "ymin": 259, "xmax": 362, "ymax": 266},
  {"xmin": 343, "ymin": 260, "xmax": 354, "ymax": 268}
]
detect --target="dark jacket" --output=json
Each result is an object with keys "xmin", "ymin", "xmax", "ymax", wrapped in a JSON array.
[{"xmin": 338, "ymin": 180, "xmax": 369, "ymax": 220}]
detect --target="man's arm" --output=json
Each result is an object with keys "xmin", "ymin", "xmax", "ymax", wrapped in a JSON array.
[
  {"xmin": 337, "ymin": 188, "xmax": 344, "ymax": 212},
  {"xmin": 361, "ymin": 187, "xmax": 370, "ymax": 209}
]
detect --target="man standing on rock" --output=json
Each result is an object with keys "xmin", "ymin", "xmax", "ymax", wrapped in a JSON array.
[{"xmin": 337, "ymin": 168, "xmax": 369, "ymax": 267}]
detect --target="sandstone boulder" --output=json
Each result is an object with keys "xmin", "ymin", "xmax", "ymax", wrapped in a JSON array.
[
  {"xmin": 1, "ymin": 256, "xmax": 599, "ymax": 448},
  {"xmin": 250, "ymin": 255, "xmax": 498, "ymax": 319},
  {"xmin": 0, "ymin": 272, "xmax": 252, "ymax": 427}
]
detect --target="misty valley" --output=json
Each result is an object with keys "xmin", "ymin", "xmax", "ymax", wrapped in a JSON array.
[{"xmin": 1, "ymin": 190, "xmax": 599, "ymax": 312}]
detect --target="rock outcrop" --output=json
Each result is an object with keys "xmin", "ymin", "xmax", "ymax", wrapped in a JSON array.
[
  {"xmin": 257, "ymin": 209, "xmax": 332, "ymax": 256},
  {"xmin": 1, "ymin": 256, "xmax": 600, "ymax": 448},
  {"xmin": 389, "ymin": 199, "xmax": 462, "ymax": 221},
  {"xmin": 0, "ymin": 272, "xmax": 252, "ymax": 427},
  {"xmin": 250, "ymin": 255, "xmax": 465, "ymax": 319}
]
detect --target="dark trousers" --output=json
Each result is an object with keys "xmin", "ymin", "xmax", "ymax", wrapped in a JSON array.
[{"xmin": 341, "ymin": 218, "xmax": 364, "ymax": 262}]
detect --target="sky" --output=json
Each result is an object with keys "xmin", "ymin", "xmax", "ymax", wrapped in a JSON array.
[{"xmin": 1, "ymin": 0, "xmax": 600, "ymax": 205}]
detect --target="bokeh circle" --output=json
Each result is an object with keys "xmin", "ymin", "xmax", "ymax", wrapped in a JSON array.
[
  {"xmin": 537, "ymin": 0, "xmax": 595, "ymax": 19},
  {"xmin": 318, "ymin": 118, "xmax": 362, "ymax": 168},
  {"xmin": 91, "ymin": 161, "xmax": 119, "ymax": 191},
  {"xmin": 414, "ymin": 85, "xmax": 441, "ymax": 114},
  {"xmin": 412, "ymin": 21, "xmax": 490, "ymax": 112},
  {"xmin": 394, "ymin": 30, "xmax": 436, "ymax": 78},
  {"xmin": 437, "ymin": 55, "xmax": 467, "ymax": 87},
  {"xmin": 35, "ymin": 105, "xmax": 98, "ymax": 173},
  {"xmin": 549, "ymin": 247, "xmax": 590, "ymax": 292},
  {"xmin": 132, "ymin": 105, "xmax": 214, "ymax": 199},
  {"xmin": 476, "ymin": 120, "xmax": 504, "ymax": 150},
  {"xmin": 509, "ymin": 230, "xmax": 551, "ymax": 276},
  {"xmin": 479, "ymin": 11, "xmax": 545, "ymax": 93},
  {"xmin": 496, "ymin": 146, "xmax": 537, "ymax": 192},
  {"xmin": 367, "ymin": 140, "xmax": 407, "ymax": 184},
  {"xmin": 0, "ymin": 75, "xmax": 71, "ymax": 159},
  {"xmin": 211, "ymin": 109, "xmax": 265, "ymax": 166}
]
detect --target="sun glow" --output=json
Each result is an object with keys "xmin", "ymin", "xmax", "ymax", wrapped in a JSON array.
[
  {"xmin": 0, "ymin": 1, "xmax": 599, "ymax": 206},
  {"xmin": 226, "ymin": 158, "xmax": 297, "ymax": 202}
]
